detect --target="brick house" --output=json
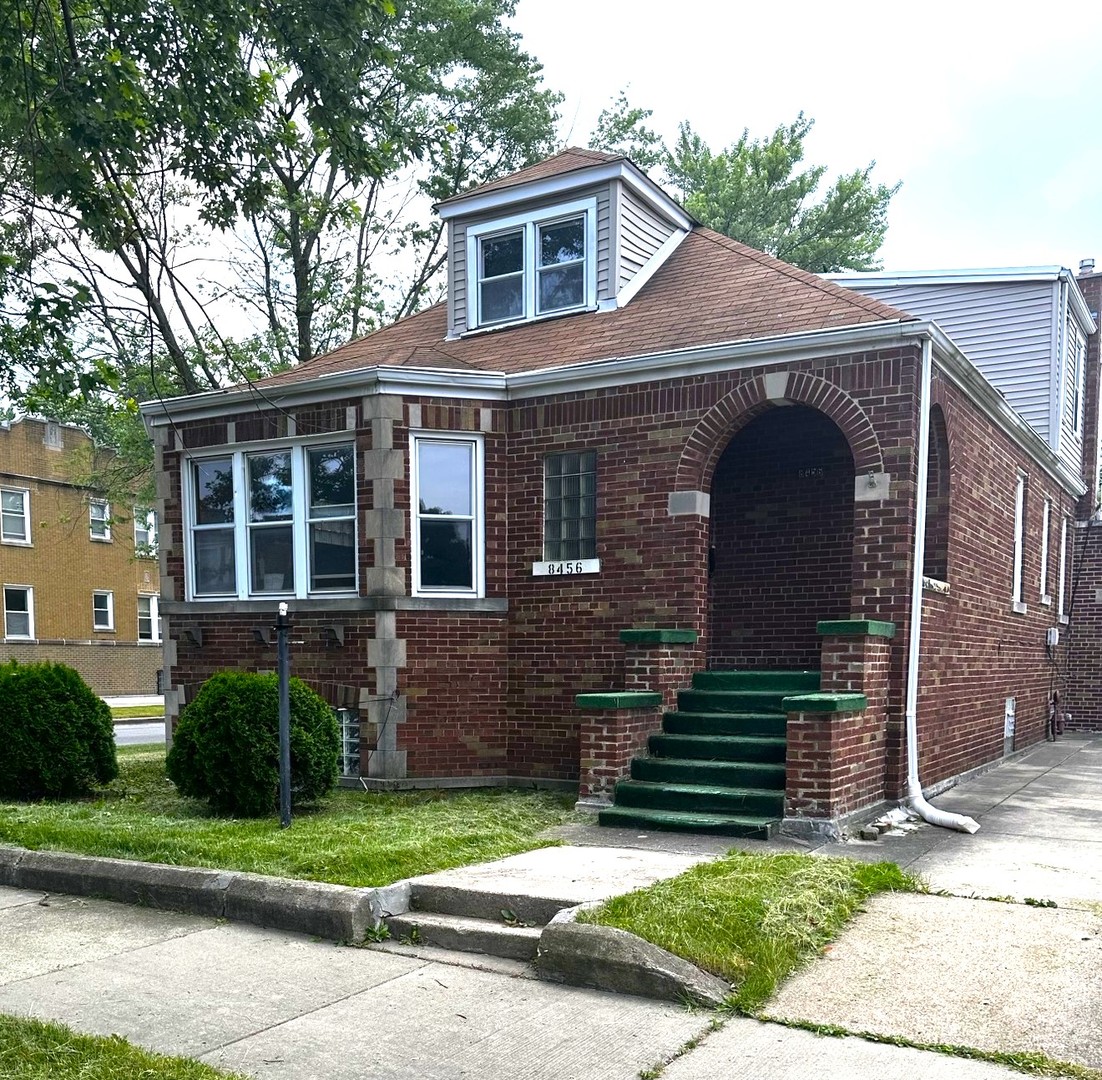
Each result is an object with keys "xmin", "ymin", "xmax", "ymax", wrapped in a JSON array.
[
  {"xmin": 0, "ymin": 417, "xmax": 163, "ymax": 694},
  {"xmin": 142, "ymin": 149, "xmax": 1100, "ymax": 839}
]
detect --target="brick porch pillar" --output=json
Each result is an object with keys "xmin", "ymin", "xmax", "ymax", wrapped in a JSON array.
[
  {"xmin": 575, "ymin": 692, "xmax": 663, "ymax": 810},
  {"xmin": 619, "ymin": 628, "xmax": 701, "ymax": 710},
  {"xmin": 781, "ymin": 619, "xmax": 896, "ymax": 841}
]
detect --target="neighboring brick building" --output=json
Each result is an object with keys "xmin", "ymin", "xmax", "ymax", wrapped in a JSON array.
[
  {"xmin": 142, "ymin": 149, "xmax": 1100, "ymax": 838},
  {"xmin": 0, "ymin": 417, "xmax": 163, "ymax": 694}
]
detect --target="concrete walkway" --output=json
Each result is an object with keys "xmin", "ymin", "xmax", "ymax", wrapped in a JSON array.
[{"xmin": 1, "ymin": 735, "xmax": 1100, "ymax": 1077}]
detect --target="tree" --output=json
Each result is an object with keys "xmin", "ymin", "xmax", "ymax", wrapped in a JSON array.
[
  {"xmin": 0, "ymin": 0, "xmax": 560, "ymax": 398},
  {"xmin": 590, "ymin": 97, "xmax": 899, "ymax": 273}
]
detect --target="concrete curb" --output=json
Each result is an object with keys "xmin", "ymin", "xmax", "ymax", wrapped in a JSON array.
[
  {"xmin": 535, "ymin": 904, "xmax": 731, "ymax": 1007},
  {"xmin": 0, "ymin": 845, "xmax": 730, "ymax": 1007},
  {"xmin": 0, "ymin": 846, "xmax": 409, "ymax": 943}
]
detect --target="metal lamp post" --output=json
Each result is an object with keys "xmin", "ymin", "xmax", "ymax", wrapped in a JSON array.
[{"xmin": 276, "ymin": 602, "xmax": 291, "ymax": 828}]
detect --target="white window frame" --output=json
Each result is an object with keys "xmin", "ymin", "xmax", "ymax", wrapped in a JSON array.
[
  {"xmin": 465, "ymin": 197, "xmax": 598, "ymax": 331},
  {"xmin": 137, "ymin": 594, "xmax": 161, "ymax": 642},
  {"xmin": 134, "ymin": 507, "xmax": 157, "ymax": 556},
  {"xmin": 0, "ymin": 487, "xmax": 31, "ymax": 545},
  {"xmin": 183, "ymin": 438, "xmax": 358, "ymax": 602},
  {"xmin": 3, "ymin": 584, "xmax": 33, "ymax": 640},
  {"xmin": 1039, "ymin": 498, "xmax": 1051, "ymax": 604},
  {"xmin": 92, "ymin": 589, "xmax": 115, "ymax": 632},
  {"xmin": 1011, "ymin": 472, "xmax": 1026, "ymax": 612},
  {"xmin": 90, "ymin": 499, "xmax": 111, "ymax": 541},
  {"xmin": 1058, "ymin": 515, "xmax": 1069, "ymax": 623},
  {"xmin": 409, "ymin": 431, "xmax": 485, "ymax": 599}
]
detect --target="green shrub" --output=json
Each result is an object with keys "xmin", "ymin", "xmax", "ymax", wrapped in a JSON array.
[
  {"xmin": 166, "ymin": 671, "xmax": 339, "ymax": 817},
  {"xmin": 0, "ymin": 660, "xmax": 117, "ymax": 798}
]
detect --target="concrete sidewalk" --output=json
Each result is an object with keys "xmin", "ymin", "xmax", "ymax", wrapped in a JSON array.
[{"xmin": 1, "ymin": 734, "xmax": 1100, "ymax": 1077}]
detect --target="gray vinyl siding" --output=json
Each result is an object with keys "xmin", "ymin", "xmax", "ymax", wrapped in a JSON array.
[
  {"xmin": 618, "ymin": 183, "xmax": 678, "ymax": 291},
  {"xmin": 842, "ymin": 281, "xmax": 1057, "ymax": 444},
  {"xmin": 449, "ymin": 220, "xmax": 468, "ymax": 337}
]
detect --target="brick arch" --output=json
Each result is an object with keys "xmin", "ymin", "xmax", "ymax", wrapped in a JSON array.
[{"xmin": 675, "ymin": 371, "xmax": 885, "ymax": 493}]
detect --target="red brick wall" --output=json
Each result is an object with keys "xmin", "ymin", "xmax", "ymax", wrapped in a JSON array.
[
  {"xmin": 578, "ymin": 706, "xmax": 662, "ymax": 802},
  {"xmin": 914, "ymin": 374, "xmax": 1080, "ymax": 785},
  {"xmin": 1064, "ymin": 521, "xmax": 1102, "ymax": 730},
  {"xmin": 709, "ymin": 405, "xmax": 855, "ymax": 668}
]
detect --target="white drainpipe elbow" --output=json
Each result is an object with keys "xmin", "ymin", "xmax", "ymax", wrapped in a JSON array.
[{"xmin": 902, "ymin": 337, "xmax": 980, "ymax": 835}]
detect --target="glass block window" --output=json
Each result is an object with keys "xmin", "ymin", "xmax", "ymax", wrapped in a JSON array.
[{"xmin": 544, "ymin": 451, "xmax": 596, "ymax": 561}]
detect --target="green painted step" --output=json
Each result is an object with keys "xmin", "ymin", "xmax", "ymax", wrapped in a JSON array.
[
  {"xmin": 675, "ymin": 689, "xmax": 792, "ymax": 714},
  {"xmin": 692, "ymin": 670, "xmax": 820, "ymax": 692},
  {"xmin": 631, "ymin": 756, "xmax": 785, "ymax": 789},
  {"xmin": 663, "ymin": 710, "xmax": 787, "ymax": 738},
  {"xmin": 648, "ymin": 732, "xmax": 787, "ymax": 763},
  {"xmin": 598, "ymin": 804, "xmax": 777, "ymax": 839},
  {"xmin": 613, "ymin": 779, "xmax": 785, "ymax": 817}
]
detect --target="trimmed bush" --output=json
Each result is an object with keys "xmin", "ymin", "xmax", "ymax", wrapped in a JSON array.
[
  {"xmin": 167, "ymin": 671, "xmax": 339, "ymax": 817},
  {"xmin": 0, "ymin": 660, "xmax": 117, "ymax": 798}
]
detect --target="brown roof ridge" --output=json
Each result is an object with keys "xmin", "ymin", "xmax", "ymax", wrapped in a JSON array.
[
  {"xmin": 437, "ymin": 147, "xmax": 626, "ymax": 207},
  {"xmin": 693, "ymin": 229, "xmax": 914, "ymax": 323}
]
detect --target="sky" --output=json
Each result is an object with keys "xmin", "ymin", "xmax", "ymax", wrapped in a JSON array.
[{"xmin": 510, "ymin": 0, "xmax": 1102, "ymax": 274}]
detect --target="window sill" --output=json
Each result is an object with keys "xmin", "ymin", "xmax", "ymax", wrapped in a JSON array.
[
  {"xmin": 1041, "ymin": 595, "xmax": 1053, "ymax": 606},
  {"xmin": 459, "ymin": 304, "xmax": 597, "ymax": 339},
  {"xmin": 165, "ymin": 596, "xmax": 508, "ymax": 615},
  {"xmin": 1011, "ymin": 601, "xmax": 1028, "ymax": 615},
  {"xmin": 0, "ymin": 539, "xmax": 32, "ymax": 547},
  {"xmin": 90, "ymin": 536, "xmax": 112, "ymax": 544},
  {"xmin": 93, "ymin": 627, "xmax": 116, "ymax": 634},
  {"xmin": 1059, "ymin": 614, "xmax": 1070, "ymax": 625}
]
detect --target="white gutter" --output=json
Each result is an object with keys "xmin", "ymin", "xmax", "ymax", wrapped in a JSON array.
[{"xmin": 903, "ymin": 336, "xmax": 980, "ymax": 833}]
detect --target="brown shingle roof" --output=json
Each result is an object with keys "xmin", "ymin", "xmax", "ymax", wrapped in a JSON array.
[
  {"xmin": 255, "ymin": 228, "xmax": 912, "ymax": 389},
  {"xmin": 435, "ymin": 147, "xmax": 624, "ymax": 207}
]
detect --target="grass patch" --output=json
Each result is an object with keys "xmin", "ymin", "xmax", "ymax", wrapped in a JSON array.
[
  {"xmin": 579, "ymin": 850, "xmax": 919, "ymax": 1012},
  {"xmin": 0, "ymin": 749, "xmax": 573, "ymax": 887},
  {"xmin": 0, "ymin": 1013, "xmax": 246, "ymax": 1079},
  {"xmin": 110, "ymin": 705, "xmax": 165, "ymax": 720}
]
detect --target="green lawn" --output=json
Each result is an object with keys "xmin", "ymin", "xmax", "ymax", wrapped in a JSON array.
[
  {"xmin": 110, "ymin": 705, "xmax": 165, "ymax": 720},
  {"xmin": 0, "ymin": 1014, "xmax": 246, "ymax": 1080},
  {"xmin": 0, "ymin": 748, "xmax": 573, "ymax": 887},
  {"xmin": 579, "ymin": 850, "xmax": 919, "ymax": 1012}
]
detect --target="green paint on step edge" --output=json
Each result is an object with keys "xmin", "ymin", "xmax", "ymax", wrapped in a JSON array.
[
  {"xmin": 816, "ymin": 619, "xmax": 896, "ymax": 639},
  {"xmin": 782, "ymin": 692, "xmax": 868, "ymax": 713},
  {"xmin": 619, "ymin": 628, "xmax": 699, "ymax": 644},
  {"xmin": 576, "ymin": 691, "xmax": 663, "ymax": 710}
]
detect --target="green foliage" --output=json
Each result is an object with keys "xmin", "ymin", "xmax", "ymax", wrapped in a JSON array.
[
  {"xmin": 580, "ymin": 851, "xmax": 917, "ymax": 1012},
  {"xmin": 0, "ymin": 1013, "xmax": 248, "ymax": 1079},
  {"xmin": 0, "ymin": 661, "xmax": 117, "ymax": 799},
  {"xmin": 0, "ymin": 747, "xmax": 572, "ymax": 885},
  {"xmin": 590, "ymin": 94, "xmax": 899, "ymax": 273},
  {"xmin": 167, "ymin": 671, "xmax": 339, "ymax": 817}
]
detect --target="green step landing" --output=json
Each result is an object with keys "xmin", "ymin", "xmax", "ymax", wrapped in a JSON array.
[
  {"xmin": 631, "ymin": 756, "xmax": 785, "ymax": 789},
  {"xmin": 613, "ymin": 779, "xmax": 785, "ymax": 817},
  {"xmin": 692, "ymin": 670, "xmax": 820, "ymax": 692},
  {"xmin": 648, "ymin": 732, "xmax": 787, "ymax": 763},
  {"xmin": 598, "ymin": 805, "xmax": 778, "ymax": 840},
  {"xmin": 675, "ymin": 689, "xmax": 793, "ymax": 714},
  {"xmin": 662, "ymin": 710, "xmax": 787, "ymax": 738}
]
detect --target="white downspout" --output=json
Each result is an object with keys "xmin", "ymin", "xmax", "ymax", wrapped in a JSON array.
[{"xmin": 903, "ymin": 336, "xmax": 980, "ymax": 833}]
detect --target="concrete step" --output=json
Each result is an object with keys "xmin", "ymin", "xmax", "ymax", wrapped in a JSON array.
[
  {"xmin": 631, "ymin": 755, "xmax": 785, "ymax": 789},
  {"xmin": 613, "ymin": 779, "xmax": 785, "ymax": 817},
  {"xmin": 648, "ymin": 732, "xmax": 787, "ymax": 763},
  {"xmin": 597, "ymin": 805, "xmax": 778, "ymax": 839},
  {"xmin": 386, "ymin": 911, "xmax": 543, "ymax": 961},
  {"xmin": 409, "ymin": 882, "xmax": 573, "ymax": 926},
  {"xmin": 662, "ymin": 710, "xmax": 787, "ymax": 737},
  {"xmin": 692, "ymin": 670, "xmax": 820, "ymax": 692}
]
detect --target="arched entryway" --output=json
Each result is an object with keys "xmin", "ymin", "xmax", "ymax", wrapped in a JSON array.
[{"xmin": 708, "ymin": 404, "xmax": 856, "ymax": 669}]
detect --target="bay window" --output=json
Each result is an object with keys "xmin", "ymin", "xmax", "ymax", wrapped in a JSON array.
[
  {"xmin": 186, "ymin": 442, "xmax": 356, "ymax": 600},
  {"xmin": 410, "ymin": 433, "xmax": 484, "ymax": 597}
]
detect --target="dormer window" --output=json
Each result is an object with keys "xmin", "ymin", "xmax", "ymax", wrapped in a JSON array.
[{"xmin": 466, "ymin": 198, "xmax": 597, "ymax": 331}]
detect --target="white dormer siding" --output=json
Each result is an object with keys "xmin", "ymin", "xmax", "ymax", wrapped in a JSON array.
[{"xmin": 829, "ymin": 268, "xmax": 1097, "ymax": 476}]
